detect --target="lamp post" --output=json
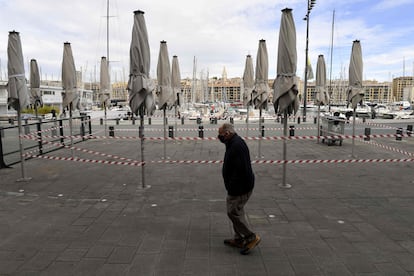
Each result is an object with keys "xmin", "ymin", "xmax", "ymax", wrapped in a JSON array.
[{"xmin": 303, "ymin": 0, "xmax": 316, "ymax": 122}]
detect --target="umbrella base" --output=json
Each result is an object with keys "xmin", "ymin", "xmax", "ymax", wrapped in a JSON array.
[
  {"xmin": 16, "ymin": 177, "xmax": 32, "ymax": 182},
  {"xmin": 278, "ymin": 183, "xmax": 292, "ymax": 189}
]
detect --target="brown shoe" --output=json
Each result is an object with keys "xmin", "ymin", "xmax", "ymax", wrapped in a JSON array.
[
  {"xmin": 240, "ymin": 234, "xmax": 261, "ymax": 255},
  {"xmin": 224, "ymin": 238, "xmax": 245, "ymax": 248}
]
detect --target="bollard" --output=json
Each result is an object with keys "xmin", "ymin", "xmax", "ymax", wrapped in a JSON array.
[
  {"xmin": 24, "ymin": 119, "xmax": 30, "ymax": 135},
  {"xmin": 197, "ymin": 117, "xmax": 201, "ymax": 125},
  {"xmin": 148, "ymin": 117, "xmax": 152, "ymax": 125},
  {"xmin": 198, "ymin": 125, "xmax": 204, "ymax": 138},
  {"xmin": 181, "ymin": 117, "xmax": 184, "ymax": 125},
  {"xmin": 100, "ymin": 118, "xmax": 103, "ymax": 125},
  {"xmin": 396, "ymin": 128, "xmax": 403, "ymax": 141},
  {"xmin": 289, "ymin": 125, "xmax": 295, "ymax": 137},
  {"xmin": 109, "ymin": 126, "xmax": 115, "ymax": 137},
  {"xmin": 116, "ymin": 118, "xmax": 120, "ymax": 125},
  {"xmin": 132, "ymin": 117, "xmax": 135, "ymax": 125},
  {"xmin": 168, "ymin": 125, "xmax": 174, "ymax": 138},
  {"xmin": 230, "ymin": 117, "xmax": 234, "ymax": 124},
  {"xmin": 297, "ymin": 116, "xmax": 301, "ymax": 124},
  {"xmin": 407, "ymin": 125, "xmax": 413, "ymax": 136},
  {"xmin": 363, "ymin": 117, "xmax": 366, "ymax": 123},
  {"xmin": 261, "ymin": 125, "xmax": 265, "ymax": 137},
  {"xmin": 314, "ymin": 117, "xmax": 317, "ymax": 124},
  {"xmin": 165, "ymin": 117, "xmax": 168, "ymax": 125},
  {"xmin": 364, "ymin": 127, "xmax": 371, "ymax": 141}
]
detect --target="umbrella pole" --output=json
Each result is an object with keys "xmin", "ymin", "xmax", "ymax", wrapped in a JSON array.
[
  {"xmin": 163, "ymin": 108, "xmax": 167, "ymax": 159},
  {"xmin": 246, "ymin": 105, "xmax": 250, "ymax": 137},
  {"xmin": 69, "ymin": 103, "xmax": 74, "ymax": 158},
  {"xmin": 17, "ymin": 107, "xmax": 31, "ymax": 182},
  {"xmin": 139, "ymin": 114, "xmax": 146, "ymax": 189},
  {"xmin": 317, "ymin": 105, "xmax": 321, "ymax": 143},
  {"xmin": 352, "ymin": 107, "xmax": 356, "ymax": 158},
  {"xmin": 257, "ymin": 106, "xmax": 262, "ymax": 158},
  {"xmin": 279, "ymin": 111, "xmax": 291, "ymax": 189},
  {"xmin": 104, "ymin": 101, "xmax": 107, "ymax": 137}
]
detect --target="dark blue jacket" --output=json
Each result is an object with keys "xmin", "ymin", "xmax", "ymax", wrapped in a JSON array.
[{"xmin": 222, "ymin": 134, "xmax": 255, "ymax": 196}]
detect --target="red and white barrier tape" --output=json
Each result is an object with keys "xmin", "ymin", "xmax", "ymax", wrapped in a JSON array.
[
  {"xmin": 22, "ymin": 133, "xmax": 413, "ymax": 141},
  {"xmin": 23, "ymin": 154, "xmax": 414, "ymax": 167},
  {"xmin": 359, "ymin": 139, "xmax": 414, "ymax": 157}
]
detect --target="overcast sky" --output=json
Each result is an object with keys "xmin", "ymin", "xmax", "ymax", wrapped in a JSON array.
[{"xmin": 0, "ymin": 0, "xmax": 413, "ymax": 83}]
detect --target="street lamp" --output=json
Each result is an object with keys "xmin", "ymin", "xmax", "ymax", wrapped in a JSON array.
[{"xmin": 303, "ymin": 0, "xmax": 316, "ymax": 122}]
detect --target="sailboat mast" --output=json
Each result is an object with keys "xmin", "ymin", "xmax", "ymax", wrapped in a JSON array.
[
  {"xmin": 328, "ymin": 9, "xmax": 335, "ymax": 110},
  {"xmin": 107, "ymin": 0, "xmax": 109, "ymax": 63}
]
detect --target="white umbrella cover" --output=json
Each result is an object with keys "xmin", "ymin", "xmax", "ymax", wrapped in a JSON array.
[
  {"xmin": 30, "ymin": 59, "xmax": 42, "ymax": 106},
  {"xmin": 100, "ymin": 56, "xmax": 111, "ymax": 106},
  {"xmin": 7, "ymin": 31, "xmax": 30, "ymax": 111},
  {"xmin": 273, "ymin": 8, "xmax": 299, "ymax": 116},
  {"xmin": 62, "ymin": 42, "xmax": 78, "ymax": 109},
  {"xmin": 347, "ymin": 40, "xmax": 364, "ymax": 109},
  {"xmin": 171, "ymin": 55, "xmax": 182, "ymax": 107},
  {"xmin": 252, "ymin": 39, "xmax": 269, "ymax": 110},
  {"xmin": 156, "ymin": 41, "xmax": 173, "ymax": 110},
  {"xmin": 128, "ymin": 10, "xmax": 156, "ymax": 117},
  {"xmin": 315, "ymin": 55, "xmax": 329, "ymax": 105},
  {"xmin": 243, "ymin": 54, "xmax": 254, "ymax": 107}
]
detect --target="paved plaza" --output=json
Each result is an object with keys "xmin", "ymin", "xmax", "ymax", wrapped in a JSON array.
[{"xmin": 0, "ymin": 118, "xmax": 414, "ymax": 275}]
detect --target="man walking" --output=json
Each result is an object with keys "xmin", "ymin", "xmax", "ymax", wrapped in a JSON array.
[{"xmin": 218, "ymin": 123, "xmax": 260, "ymax": 255}]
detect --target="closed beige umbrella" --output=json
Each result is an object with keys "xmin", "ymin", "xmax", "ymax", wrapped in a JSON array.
[
  {"xmin": 156, "ymin": 40, "xmax": 173, "ymax": 159},
  {"xmin": 348, "ymin": 40, "xmax": 363, "ymax": 157},
  {"xmin": 272, "ymin": 8, "xmax": 298, "ymax": 189},
  {"xmin": 100, "ymin": 56, "xmax": 110, "ymax": 136},
  {"xmin": 127, "ymin": 10, "xmax": 155, "ymax": 188},
  {"xmin": 315, "ymin": 54, "xmax": 328, "ymax": 143},
  {"xmin": 30, "ymin": 59, "xmax": 42, "ymax": 118},
  {"xmin": 7, "ymin": 31, "xmax": 31, "ymax": 180},
  {"xmin": 242, "ymin": 54, "xmax": 254, "ymax": 137}
]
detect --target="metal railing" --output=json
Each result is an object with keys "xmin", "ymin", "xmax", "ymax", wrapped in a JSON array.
[{"xmin": 0, "ymin": 116, "xmax": 92, "ymax": 168}]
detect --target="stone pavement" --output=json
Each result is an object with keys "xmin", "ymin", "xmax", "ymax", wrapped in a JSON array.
[{"xmin": 1, "ymin": 119, "xmax": 414, "ymax": 275}]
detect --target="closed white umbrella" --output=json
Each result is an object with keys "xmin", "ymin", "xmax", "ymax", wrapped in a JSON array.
[
  {"xmin": 348, "ymin": 40, "xmax": 363, "ymax": 157},
  {"xmin": 156, "ymin": 40, "xmax": 173, "ymax": 159},
  {"xmin": 128, "ymin": 10, "xmax": 156, "ymax": 118},
  {"xmin": 272, "ymin": 8, "xmax": 298, "ymax": 189},
  {"xmin": 171, "ymin": 55, "xmax": 182, "ymax": 142},
  {"xmin": 7, "ymin": 31, "xmax": 31, "ymax": 180},
  {"xmin": 252, "ymin": 40, "xmax": 270, "ymax": 158},
  {"xmin": 243, "ymin": 54, "xmax": 254, "ymax": 137},
  {"xmin": 100, "ymin": 56, "xmax": 110, "ymax": 136},
  {"xmin": 315, "ymin": 54, "xmax": 328, "ymax": 143},
  {"xmin": 62, "ymin": 42, "xmax": 78, "ymax": 158},
  {"xmin": 127, "ymin": 10, "xmax": 155, "ymax": 188},
  {"xmin": 30, "ymin": 59, "xmax": 42, "ymax": 118}
]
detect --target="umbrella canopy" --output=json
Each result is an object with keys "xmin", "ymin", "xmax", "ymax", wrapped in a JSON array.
[
  {"xmin": 273, "ymin": 8, "xmax": 299, "ymax": 115},
  {"xmin": 100, "ymin": 56, "xmax": 111, "ymax": 106},
  {"xmin": 171, "ymin": 55, "xmax": 182, "ymax": 107},
  {"xmin": 315, "ymin": 54, "xmax": 329, "ymax": 105},
  {"xmin": 242, "ymin": 54, "xmax": 254, "ymax": 107},
  {"xmin": 30, "ymin": 59, "xmax": 42, "ymax": 106},
  {"xmin": 156, "ymin": 41, "xmax": 173, "ymax": 110},
  {"xmin": 62, "ymin": 42, "xmax": 78, "ymax": 109},
  {"xmin": 347, "ymin": 40, "xmax": 364, "ymax": 109},
  {"xmin": 127, "ymin": 10, "xmax": 156, "ymax": 117},
  {"xmin": 252, "ymin": 39, "xmax": 269, "ymax": 110},
  {"xmin": 7, "ymin": 31, "xmax": 30, "ymax": 111}
]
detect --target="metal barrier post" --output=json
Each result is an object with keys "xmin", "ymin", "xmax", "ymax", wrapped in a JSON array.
[{"xmin": 36, "ymin": 122, "xmax": 43, "ymax": 155}]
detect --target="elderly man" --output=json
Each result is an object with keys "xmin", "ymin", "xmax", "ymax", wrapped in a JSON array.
[{"xmin": 218, "ymin": 123, "xmax": 260, "ymax": 255}]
